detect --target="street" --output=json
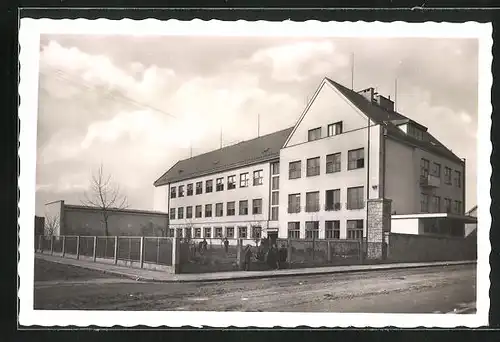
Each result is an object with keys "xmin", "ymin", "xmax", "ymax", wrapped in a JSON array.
[{"xmin": 34, "ymin": 259, "xmax": 476, "ymax": 313}]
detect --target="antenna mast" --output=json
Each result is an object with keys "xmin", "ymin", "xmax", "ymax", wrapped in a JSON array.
[
  {"xmin": 257, "ymin": 113, "xmax": 260, "ymax": 137},
  {"xmin": 394, "ymin": 78, "xmax": 398, "ymax": 112},
  {"xmin": 351, "ymin": 52, "xmax": 355, "ymax": 90},
  {"xmin": 220, "ymin": 126, "xmax": 223, "ymax": 149}
]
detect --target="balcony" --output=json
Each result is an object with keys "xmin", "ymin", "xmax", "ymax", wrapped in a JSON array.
[{"xmin": 420, "ymin": 174, "xmax": 441, "ymax": 188}]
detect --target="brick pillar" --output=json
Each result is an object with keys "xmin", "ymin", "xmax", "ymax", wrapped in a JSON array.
[{"xmin": 366, "ymin": 198, "xmax": 392, "ymax": 260}]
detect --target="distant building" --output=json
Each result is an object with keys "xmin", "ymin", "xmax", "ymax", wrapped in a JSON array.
[
  {"xmin": 153, "ymin": 77, "xmax": 475, "ymax": 241},
  {"xmin": 34, "ymin": 215, "xmax": 45, "ymax": 237},
  {"xmin": 44, "ymin": 200, "xmax": 169, "ymax": 237}
]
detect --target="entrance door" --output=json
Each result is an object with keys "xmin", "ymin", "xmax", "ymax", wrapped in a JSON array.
[{"xmin": 268, "ymin": 232, "xmax": 278, "ymax": 246}]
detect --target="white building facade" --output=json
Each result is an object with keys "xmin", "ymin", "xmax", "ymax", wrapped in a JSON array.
[{"xmin": 154, "ymin": 77, "xmax": 472, "ymax": 241}]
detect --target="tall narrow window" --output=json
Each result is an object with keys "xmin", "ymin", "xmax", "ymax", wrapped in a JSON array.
[
  {"xmin": 431, "ymin": 196, "xmax": 440, "ymax": 213},
  {"xmin": 252, "ymin": 199, "xmax": 263, "ymax": 215},
  {"xmin": 186, "ymin": 206, "xmax": 193, "ymax": 219},
  {"xmin": 444, "ymin": 198, "xmax": 452, "ymax": 213},
  {"xmin": 347, "ymin": 220, "xmax": 363, "ymax": 239},
  {"xmin": 216, "ymin": 177, "xmax": 224, "ymax": 191},
  {"xmin": 325, "ymin": 189, "xmax": 341, "ymax": 211},
  {"xmin": 239, "ymin": 173, "xmax": 249, "ymax": 187},
  {"xmin": 271, "ymin": 207, "xmax": 279, "ymax": 221},
  {"xmin": 420, "ymin": 193, "xmax": 429, "ymax": 212},
  {"xmin": 177, "ymin": 207, "xmax": 184, "ymax": 219},
  {"xmin": 306, "ymin": 157, "xmax": 320, "ymax": 177},
  {"xmin": 288, "ymin": 194, "xmax": 301, "ymax": 213},
  {"xmin": 195, "ymin": 181, "xmax": 203, "ymax": 195},
  {"xmin": 239, "ymin": 200, "xmax": 248, "ymax": 215},
  {"xmin": 194, "ymin": 228, "xmax": 201, "ymax": 238},
  {"xmin": 326, "ymin": 153, "xmax": 341, "ymax": 173},
  {"xmin": 187, "ymin": 183, "xmax": 193, "ymax": 196},
  {"xmin": 204, "ymin": 227, "xmax": 212, "ymax": 238},
  {"xmin": 420, "ymin": 158, "xmax": 430, "ymax": 177},
  {"xmin": 348, "ymin": 148, "xmax": 365, "ymax": 170},
  {"xmin": 227, "ymin": 175, "xmax": 236, "ymax": 190},
  {"xmin": 271, "ymin": 192, "xmax": 279, "ymax": 206},
  {"xmin": 454, "ymin": 171, "xmax": 462, "ymax": 188},
  {"xmin": 169, "ymin": 208, "xmax": 176, "ymax": 220},
  {"xmin": 305, "ymin": 191, "xmax": 320, "ymax": 212},
  {"xmin": 272, "ymin": 176, "xmax": 279, "ymax": 190},
  {"xmin": 327, "ymin": 122, "xmax": 343, "ymax": 136},
  {"xmin": 308, "ymin": 127, "xmax": 321, "ymax": 141},
  {"xmin": 271, "ymin": 162, "xmax": 280, "ymax": 175},
  {"xmin": 238, "ymin": 226, "xmax": 247, "ymax": 238},
  {"xmin": 178, "ymin": 185, "xmax": 184, "ymax": 197},
  {"xmin": 444, "ymin": 167, "xmax": 452, "ymax": 184},
  {"xmin": 431, "ymin": 162, "xmax": 441, "ymax": 178},
  {"xmin": 253, "ymin": 170, "xmax": 263, "ymax": 186},
  {"xmin": 170, "ymin": 186, "xmax": 176, "ymax": 199},
  {"xmin": 346, "ymin": 187, "xmax": 364, "ymax": 210},
  {"xmin": 289, "ymin": 161, "xmax": 301, "ymax": 179},
  {"xmin": 205, "ymin": 180, "xmax": 213, "ymax": 193},
  {"xmin": 251, "ymin": 226, "xmax": 262, "ymax": 239},
  {"xmin": 216, "ymin": 203, "xmax": 223, "ymax": 217},
  {"xmin": 205, "ymin": 204, "xmax": 212, "ymax": 217},
  {"xmin": 195, "ymin": 205, "xmax": 202, "ymax": 218},
  {"xmin": 227, "ymin": 201, "xmax": 235, "ymax": 216}
]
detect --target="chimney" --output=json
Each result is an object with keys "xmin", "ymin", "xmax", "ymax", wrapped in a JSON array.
[
  {"xmin": 373, "ymin": 94, "xmax": 395, "ymax": 112},
  {"xmin": 358, "ymin": 87, "xmax": 375, "ymax": 102}
]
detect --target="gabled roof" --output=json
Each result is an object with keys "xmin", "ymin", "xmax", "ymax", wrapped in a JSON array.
[
  {"xmin": 325, "ymin": 78, "xmax": 464, "ymax": 164},
  {"xmin": 154, "ymin": 127, "xmax": 293, "ymax": 186}
]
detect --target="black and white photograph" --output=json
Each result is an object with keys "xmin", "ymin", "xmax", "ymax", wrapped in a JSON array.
[{"xmin": 18, "ymin": 19, "xmax": 491, "ymax": 328}]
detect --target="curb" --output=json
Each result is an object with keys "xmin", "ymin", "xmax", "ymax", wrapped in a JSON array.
[{"xmin": 36, "ymin": 255, "xmax": 476, "ymax": 284}]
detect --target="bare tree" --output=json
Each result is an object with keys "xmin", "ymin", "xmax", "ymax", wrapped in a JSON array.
[
  {"xmin": 81, "ymin": 164, "xmax": 128, "ymax": 236},
  {"xmin": 44, "ymin": 213, "xmax": 59, "ymax": 236}
]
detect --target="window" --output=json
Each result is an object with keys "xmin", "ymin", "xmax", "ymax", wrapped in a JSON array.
[
  {"xmin": 251, "ymin": 226, "xmax": 262, "ymax": 239},
  {"xmin": 288, "ymin": 222, "xmax": 300, "ymax": 239},
  {"xmin": 431, "ymin": 196, "xmax": 441, "ymax": 213},
  {"xmin": 306, "ymin": 157, "xmax": 320, "ymax": 177},
  {"xmin": 289, "ymin": 161, "xmax": 302, "ymax": 179},
  {"xmin": 271, "ymin": 162, "xmax": 280, "ymax": 175},
  {"xmin": 187, "ymin": 183, "xmax": 193, "ymax": 196},
  {"xmin": 408, "ymin": 124, "xmax": 424, "ymax": 141},
  {"xmin": 454, "ymin": 200, "xmax": 462, "ymax": 214},
  {"xmin": 239, "ymin": 173, "xmax": 249, "ymax": 187},
  {"xmin": 215, "ymin": 227, "xmax": 223, "ymax": 238},
  {"xmin": 444, "ymin": 198, "xmax": 452, "ymax": 213},
  {"xmin": 444, "ymin": 167, "xmax": 452, "ymax": 184},
  {"xmin": 239, "ymin": 200, "xmax": 248, "ymax": 215},
  {"xmin": 227, "ymin": 201, "xmax": 235, "ymax": 216},
  {"xmin": 420, "ymin": 158, "xmax": 430, "ymax": 178},
  {"xmin": 204, "ymin": 227, "xmax": 212, "ymax": 238},
  {"xmin": 169, "ymin": 208, "xmax": 176, "ymax": 220},
  {"xmin": 306, "ymin": 191, "xmax": 320, "ymax": 212},
  {"xmin": 347, "ymin": 220, "xmax": 364, "ymax": 240},
  {"xmin": 420, "ymin": 193, "xmax": 429, "ymax": 212},
  {"xmin": 454, "ymin": 171, "xmax": 462, "ymax": 188},
  {"xmin": 288, "ymin": 194, "xmax": 301, "ymax": 213},
  {"xmin": 325, "ymin": 221, "xmax": 340, "ymax": 239},
  {"xmin": 195, "ymin": 205, "xmax": 202, "ymax": 218},
  {"xmin": 170, "ymin": 186, "xmax": 176, "ymax": 199},
  {"xmin": 252, "ymin": 199, "xmax": 263, "ymax": 215},
  {"xmin": 308, "ymin": 127, "xmax": 322, "ymax": 141},
  {"xmin": 227, "ymin": 175, "xmax": 236, "ymax": 190},
  {"xmin": 216, "ymin": 178, "xmax": 224, "ymax": 191},
  {"xmin": 206, "ymin": 180, "xmax": 213, "ymax": 193},
  {"xmin": 196, "ymin": 182, "xmax": 203, "ymax": 195},
  {"xmin": 348, "ymin": 148, "xmax": 365, "ymax": 170},
  {"xmin": 325, "ymin": 189, "xmax": 341, "ymax": 211},
  {"xmin": 272, "ymin": 176, "xmax": 279, "ymax": 190},
  {"xmin": 431, "ymin": 162, "xmax": 441, "ymax": 178},
  {"xmin": 186, "ymin": 206, "xmax": 193, "ymax": 219},
  {"xmin": 326, "ymin": 153, "xmax": 341, "ymax": 173},
  {"xmin": 178, "ymin": 185, "xmax": 184, "ymax": 197},
  {"xmin": 238, "ymin": 226, "xmax": 247, "ymax": 238},
  {"xmin": 176, "ymin": 228, "xmax": 183, "ymax": 238},
  {"xmin": 184, "ymin": 228, "xmax": 192, "ymax": 239},
  {"xmin": 205, "ymin": 204, "xmax": 212, "ymax": 217},
  {"xmin": 216, "ymin": 203, "xmax": 223, "ymax": 217},
  {"xmin": 347, "ymin": 187, "xmax": 364, "ymax": 210},
  {"xmin": 271, "ymin": 192, "xmax": 279, "ymax": 206},
  {"xmin": 194, "ymin": 228, "xmax": 201, "ymax": 238},
  {"xmin": 271, "ymin": 207, "xmax": 279, "ymax": 221},
  {"xmin": 327, "ymin": 122, "xmax": 343, "ymax": 136},
  {"xmin": 253, "ymin": 170, "xmax": 263, "ymax": 186},
  {"xmin": 177, "ymin": 207, "xmax": 184, "ymax": 219},
  {"xmin": 168, "ymin": 228, "xmax": 174, "ymax": 237},
  {"xmin": 306, "ymin": 221, "xmax": 320, "ymax": 239},
  {"xmin": 226, "ymin": 227, "xmax": 234, "ymax": 238}
]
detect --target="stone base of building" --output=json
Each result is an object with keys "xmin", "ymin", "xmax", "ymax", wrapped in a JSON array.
[{"xmin": 366, "ymin": 198, "xmax": 392, "ymax": 260}]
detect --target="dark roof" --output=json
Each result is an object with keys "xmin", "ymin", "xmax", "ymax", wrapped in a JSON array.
[
  {"xmin": 466, "ymin": 205, "xmax": 478, "ymax": 216},
  {"xmin": 154, "ymin": 127, "xmax": 293, "ymax": 186},
  {"xmin": 65, "ymin": 204, "xmax": 168, "ymax": 217},
  {"xmin": 325, "ymin": 78, "xmax": 464, "ymax": 164}
]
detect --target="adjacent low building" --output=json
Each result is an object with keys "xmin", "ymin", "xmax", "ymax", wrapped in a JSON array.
[
  {"xmin": 44, "ymin": 200, "xmax": 169, "ymax": 237},
  {"xmin": 153, "ymin": 77, "xmax": 476, "ymax": 244}
]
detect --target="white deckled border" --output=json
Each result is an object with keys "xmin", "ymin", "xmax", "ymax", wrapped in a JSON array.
[{"xmin": 18, "ymin": 18, "xmax": 492, "ymax": 328}]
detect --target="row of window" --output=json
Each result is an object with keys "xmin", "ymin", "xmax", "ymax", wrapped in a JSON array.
[
  {"xmin": 289, "ymin": 148, "xmax": 364, "ymax": 180},
  {"xmin": 170, "ymin": 164, "xmax": 280, "ymax": 199},
  {"xmin": 308, "ymin": 121, "xmax": 343, "ymax": 142},
  {"xmin": 170, "ymin": 199, "xmax": 264, "ymax": 220},
  {"xmin": 420, "ymin": 158, "xmax": 462, "ymax": 188},
  {"xmin": 287, "ymin": 219, "xmax": 364, "ymax": 240},
  {"xmin": 169, "ymin": 225, "xmax": 262, "ymax": 239},
  {"xmin": 420, "ymin": 194, "xmax": 463, "ymax": 214},
  {"xmin": 288, "ymin": 187, "xmax": 364, "ymax": 213}
]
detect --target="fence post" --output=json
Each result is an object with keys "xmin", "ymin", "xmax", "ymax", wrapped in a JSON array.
[
  {"xmin": 236, "ymin": 238, "xmax": 243, "ymax": 270},
  {"xmin": 50, "ymin": 235, "xmax": 54, "ymax": 255},
  {"xmin": 38, "ymin": 235, "xmax": 43, "ymax": 253},
  {"xmin": 139, "ymin": 236, "xmax": 144, "ymax": 269},
  {"xmin": 62, "ymin": 236, "xmax": 66, "ymax": 257},
  {"xmin": 172, "ymin": 233, "xmax": 181, "ymax": 274},
  {"xmin": 359, "ymin": 239, "xmax": 364, "ymax": 263},
  {"xmin": 287, "ymin": 237, "xmax": 292, "ymax": 268},
  {"xmin": 327, "ymin": 240, "xmax": 332, "ymax": 263},
  {"xmin": 92, "ymin": 236, "xmax": 97, "ymax": 262},
  {"xmin": 114, "ymin": 236, "xmax": 118, "ymax": 265},
  {"xmin": 76, "ymin": 236, "xmax": 80, "ymax": 260}
]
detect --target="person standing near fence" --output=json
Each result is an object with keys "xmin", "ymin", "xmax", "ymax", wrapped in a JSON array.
[
  {"xmin": 244, "ymin": 245, "xmax": 252, "ymax": 271},
  {"xmin": 223, "ymin": 238, "xmax": 229, "ymax": 254},
  {"xmin": 202, "ymin": 238, "xmax": 208, "ymax": 252},
  {"xmin": 278, "ymin": 244, "xmax": 287, "ymax": 269}
]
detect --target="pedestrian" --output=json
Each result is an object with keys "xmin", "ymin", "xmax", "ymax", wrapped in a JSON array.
[
  {"xmin": 244, "ymin": 245, "xmax": 253, "ymax": 271},
  {"xmin": 202, "ymin": 238, "xmax": 208, "ymax": 252},
  {"xmin": 198, "ymin": 240, "xmax": 204, "ymax": 255},
  {"xmin": 266, "ymin": 245, "xmax": 278, "ymax": 270},
  {"xmin": 224, "ymin": 237, "xmax": 229, "ymax": 254},
  {"xmin": 278, "ymin": 244, "xmax": 287, "ymax": 269}
]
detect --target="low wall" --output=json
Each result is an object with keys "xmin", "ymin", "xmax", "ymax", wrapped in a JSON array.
[{"xmin": 386, "ymin": 232, "xmax": 477, "ymax": 262}]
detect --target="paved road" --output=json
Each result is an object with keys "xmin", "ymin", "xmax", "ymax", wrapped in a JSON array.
[{"xmin": 34, "ymin": 260, "xmax": 476, "ymax": 313}]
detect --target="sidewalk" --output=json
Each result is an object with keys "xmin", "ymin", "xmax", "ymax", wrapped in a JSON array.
[{"xmin": 35, "ymin": 253, "xmax": 476, "ymax": 283}]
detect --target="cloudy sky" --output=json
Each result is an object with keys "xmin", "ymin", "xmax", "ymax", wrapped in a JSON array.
[{"xmin": 35, "ymin": 35, "xmax": 478, "ymax": 216}]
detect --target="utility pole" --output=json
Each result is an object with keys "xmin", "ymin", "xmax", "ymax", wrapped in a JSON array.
[
  {"xmin": 394, "ymin": 78, "xmax": 398, "ymax": 112},
  {"xmin": 351, "ymin": 52, "xmax": 355, "ymax": 90}
]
